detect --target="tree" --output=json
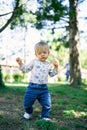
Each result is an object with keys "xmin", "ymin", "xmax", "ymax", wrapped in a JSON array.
[
  {"xmin": 0, "ymin": 0, "xmax": 36, "ymax": 32},
  {"xmin": 69, "ymin": 0, "xmax": 81, "ymax": 85},
  {"xmin": 0, "ymin": 0, "xmax": 20, "ymax": 32},
  {"xmin": 0, "ymin": 66, "xmax": 4, "ymax": 87}
]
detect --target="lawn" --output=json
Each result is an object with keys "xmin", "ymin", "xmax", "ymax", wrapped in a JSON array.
[{"xmin": 0, "ymin": 82, "xmax": 87, "ymax": 130}]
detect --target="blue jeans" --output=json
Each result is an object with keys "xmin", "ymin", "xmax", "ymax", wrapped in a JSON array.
[
  {"xmin": 24, "ymin": 83, "xmax": 51, "ymax": 118},
  {"xmin": 65, "ymin": 70, "xmax": 70, "ymax": 81}
]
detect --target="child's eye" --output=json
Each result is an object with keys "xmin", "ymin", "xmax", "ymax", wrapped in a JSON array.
[
  {"xmin": 43, "ymin": 51, "xmax": 47, "ymax": 54},
  {"xmin": 38, "ymin": 52, "xmax": 41, "ymax": 55}
]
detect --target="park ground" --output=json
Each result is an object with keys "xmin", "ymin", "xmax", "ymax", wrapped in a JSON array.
[{"xmin": 0, "ymin": 82, "xmax": 87, "ymax": 130}]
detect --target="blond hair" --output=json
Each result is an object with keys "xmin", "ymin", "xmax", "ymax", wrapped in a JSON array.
[{"xmin": 34, "ymin": 41, "xmax": 49, "ymax": 52}]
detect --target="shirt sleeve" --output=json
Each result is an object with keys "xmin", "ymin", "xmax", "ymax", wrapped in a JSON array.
[{"xmin": 21, "ymin": 60, "xmax": 34, "ymax": 73}]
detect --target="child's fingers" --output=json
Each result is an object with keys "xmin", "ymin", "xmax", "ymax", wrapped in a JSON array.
[
  {"xmin": 53, "ymin": 58, "xmax": 59, "ymax": 64},
  {"xmin": 16, "ymin": 57, "xmax": 21, "ymax": 64},
  {"xmin": 16, "ymin": 57, "xmax": 20, "ymax": 61}
]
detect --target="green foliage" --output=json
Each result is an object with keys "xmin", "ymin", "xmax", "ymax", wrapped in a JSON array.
[
  {"xmin": 3, "ymin": 73, "xmax": 24, "ymax": 82},
  {"xmin": 13, "ymin": 73, "xmax": 23, "ymax": 82},
  {"xmin": 10, "ymin": 3, "xmax": 36, "ymax": 29},
  {"xmin": 82, "ymin": 78, "xmax": 87, "ymax": 84},
  {"xmin": 3, "ymin": 74, "xmax": 10, "ymax": 82},
  {"xmin": 34, "ymin": 0, "xmax": 67, "ymax": 30},
  {"xmin": 10, "ymin": 4, "xmax": 26, "ymax": 29},
  {"xmin": 51, "ymin": 42, "xmax": 69, "ymax": 66},
  {"xmin": 80, "ymin": 50, "xmax": 87, "ymax": 69},
  {"xmin": 36, "ymin": 119, "xmax": 57, "ymax": 130}
]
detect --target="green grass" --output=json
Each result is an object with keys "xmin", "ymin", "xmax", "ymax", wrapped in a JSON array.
[{"xmin": 0, "ymin": 82, "xmax": 87, "ymax": 130}]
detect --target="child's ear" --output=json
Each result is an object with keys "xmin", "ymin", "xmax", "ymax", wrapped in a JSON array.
[{"xmin": 35, "ymin": 51, "xmax": 37, "ymax": 56}]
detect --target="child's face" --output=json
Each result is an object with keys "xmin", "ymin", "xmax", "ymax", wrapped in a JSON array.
[{"xmin": 35, "ymin": 45, "xmax": 50, "ymax": 62}]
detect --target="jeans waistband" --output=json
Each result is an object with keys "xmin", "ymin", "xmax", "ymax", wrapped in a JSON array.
[{"xmin": 29, "ymin": 82, "xmax": 48, "ymax": 90}]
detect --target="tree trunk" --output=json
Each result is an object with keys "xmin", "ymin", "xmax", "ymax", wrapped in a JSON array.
[
  {"xmin": 0, "ymin": 66, "xmax": 4, "ymax": 87},
  {"xmin": 69, "ymin": 0, "xmax": 82, "ymax": 85}
]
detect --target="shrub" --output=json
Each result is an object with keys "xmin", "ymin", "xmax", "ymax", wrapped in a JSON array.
[
  {"xmin": 3, "ymin": 74, "xmax": 10, "ymax": 82},
  {"xmin": 13, "ymin": 74, "xmax": 23, "ymax": 82}
]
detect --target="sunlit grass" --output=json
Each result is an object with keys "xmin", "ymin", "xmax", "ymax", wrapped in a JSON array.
[
  {"xmin": 0, "ymin": 82, "xmax": 87, "ymax": 130},
  {"xmin": 63, "ymin": 110, "xmax": 87, "ymax": 118},
  {"xmin": 5, "ymin": 82, "xmax": 28, "ymax": 87}
]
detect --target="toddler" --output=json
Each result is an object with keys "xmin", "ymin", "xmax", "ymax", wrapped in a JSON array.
[{"xmin": 16, "ymin": 41, "xmax": 58, "ymax": 121}]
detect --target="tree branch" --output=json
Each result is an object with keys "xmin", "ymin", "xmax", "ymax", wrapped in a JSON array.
[
  {"xmin": 0, "ymin": 11, "xmax": 13, "ymax": 17},
  {"xmin": 0, "ymin": 0, "xmax": 20, "ymax": 33}
]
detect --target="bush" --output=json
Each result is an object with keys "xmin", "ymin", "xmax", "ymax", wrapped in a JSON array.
[
  {"xmin": 3, "ymin": 74, "xmax": 10, "ymax": 82},
  {"xmin": 13, "ymin": 74, "xmax": 23, "ymax": 82}
]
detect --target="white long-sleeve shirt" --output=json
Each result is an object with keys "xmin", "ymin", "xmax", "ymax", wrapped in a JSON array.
[{"xmin": 21, "ymin": 59, "xmax": 58, "ymax": 84}]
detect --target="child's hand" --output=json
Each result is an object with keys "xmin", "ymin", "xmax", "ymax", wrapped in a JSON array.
[
  {"xmin": 16, "ymin": 57, "xmax": 23, "ymax": 67},
  {"xmin": 53, "ymin": 58, "xmax": 59, "ymax": 71}
]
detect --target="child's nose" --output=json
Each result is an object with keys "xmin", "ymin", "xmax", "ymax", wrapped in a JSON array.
[{"xmin": 41, "ymin": 53, "xmax": 44, "ymax": 56}]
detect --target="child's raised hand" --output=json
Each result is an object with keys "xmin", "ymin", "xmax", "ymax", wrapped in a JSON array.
[
  {"xmin": 16, "ymin": 57, "xmax": 23, "ymax": 67},
  {"xmin": 53, "ymin": 58, "xmax": 59, "ymax": 71}
]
